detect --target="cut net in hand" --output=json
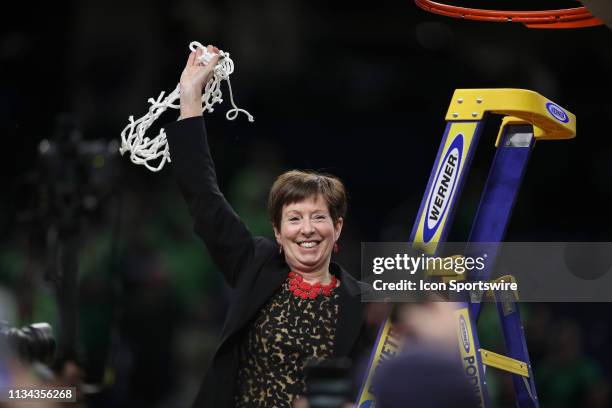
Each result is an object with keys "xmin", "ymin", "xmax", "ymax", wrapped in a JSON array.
[{"xmin": 120, "ymin": 41, "xmax": 254, "ymax": 172}]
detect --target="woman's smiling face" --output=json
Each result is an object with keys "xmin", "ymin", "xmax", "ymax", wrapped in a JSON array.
[{"xmin": 274, "ymin": 194, "xmax": 343, "ymax": 275}]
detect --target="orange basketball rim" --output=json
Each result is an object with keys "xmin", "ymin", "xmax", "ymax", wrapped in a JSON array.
[{"xmin": 415, "ymin": 0, "xmax": 604, "ymax": 28}]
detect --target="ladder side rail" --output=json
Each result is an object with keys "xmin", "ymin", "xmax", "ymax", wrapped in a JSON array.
[
  {"xmin": 460, "ymin": 124, "xmax": 539, "ymax": 407},
  {"xmin": 465, "ymin": 124, "xmax": 535, "ymax": 318},
  {"xmin": 495, "ymin": 295, "xmax": 539, "ymax": 407},
  {"xmin": 356, "ymin": 119, "xmax": 486, "ymax": 406}
]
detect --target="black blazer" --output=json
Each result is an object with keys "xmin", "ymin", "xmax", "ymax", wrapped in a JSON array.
[{"xmin": 165, "ymin": 117, "xmax": 368, "ymax": 408}]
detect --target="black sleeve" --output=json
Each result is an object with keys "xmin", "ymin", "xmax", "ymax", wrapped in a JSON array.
[{"xmin": 165, "ymin": 116, "xmax": 254, "ymax": 288}]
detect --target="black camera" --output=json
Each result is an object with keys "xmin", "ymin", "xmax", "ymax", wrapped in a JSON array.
[
  {"xmin": 0, "ymin": 321, "xmax": 56, "ymax": 365},
  {"xmin": 305, "ymin": 358, "xmax": 353, "ymax": 408}
]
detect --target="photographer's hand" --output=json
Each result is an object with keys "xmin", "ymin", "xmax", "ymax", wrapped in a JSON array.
[{"xmin": 179, "ymin": 45, "xmax": 220, "ymax": 119}]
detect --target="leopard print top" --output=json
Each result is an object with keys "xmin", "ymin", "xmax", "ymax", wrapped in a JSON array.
[{"xmin": 235, "ymin": 276, "xmax": 340, "ymax": 407}]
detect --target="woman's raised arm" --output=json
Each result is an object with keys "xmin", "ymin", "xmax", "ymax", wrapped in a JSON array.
[{"xmin": 165, "ymin": 45, "xmax": 255, "ymax": 287}]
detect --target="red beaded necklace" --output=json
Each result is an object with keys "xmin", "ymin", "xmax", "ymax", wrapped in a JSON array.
[{"xmin": 288, "ymin": 271, "xmax": 338, "ymax": 299}]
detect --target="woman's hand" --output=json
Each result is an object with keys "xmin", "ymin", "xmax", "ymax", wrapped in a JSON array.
[{"xmin": 179, "ymin": 44, "xmax": 221, "ymax": 119}]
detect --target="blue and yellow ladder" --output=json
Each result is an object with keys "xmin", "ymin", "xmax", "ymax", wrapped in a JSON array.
[{"xmin": 357, "ymin": 88, "xmax": 576, "ymax": 408}]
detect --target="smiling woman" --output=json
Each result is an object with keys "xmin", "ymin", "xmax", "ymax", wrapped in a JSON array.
[
  {"xmin": 164, "ymin": 45, "xmax": 369, "ymax": 408},
  {"xmin": 269, "ymin": 171, "xmax": 346, "ymax": 285}
]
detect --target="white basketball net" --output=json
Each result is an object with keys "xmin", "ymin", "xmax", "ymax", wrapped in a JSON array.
[{"xmin": 119, "ymin": 41, "xmax": 254, "ymax": 172}]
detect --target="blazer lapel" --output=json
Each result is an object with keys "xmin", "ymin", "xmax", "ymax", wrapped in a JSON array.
[
  {"xmin": 333, "ymin": 265, "xmax": 365, "ymax": 358},
  {"xmin": 240, "ymin": 253, "xmax": 288, "ymax": 331},
  {"xmin": 249, "ymin": 254, "xmax": 289, "ymax": 311},
  {"xmin": 218, "ymin": 252, "xmax": 288, "ymax": 346}
]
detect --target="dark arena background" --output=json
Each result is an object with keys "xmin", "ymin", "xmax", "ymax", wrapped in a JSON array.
[{"xmin": 1, "ymin": 1, "xmax": 612, "ymax": 407}]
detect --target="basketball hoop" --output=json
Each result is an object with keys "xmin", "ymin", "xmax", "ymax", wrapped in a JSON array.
[{"xmin": 415, "ymin": 0, "xmax": 603, "ymax": 28}]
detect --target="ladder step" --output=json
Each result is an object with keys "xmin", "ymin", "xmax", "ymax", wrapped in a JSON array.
[{"xmin": 480, "ymin": 348, "xmax": 529, "ymax": 377}]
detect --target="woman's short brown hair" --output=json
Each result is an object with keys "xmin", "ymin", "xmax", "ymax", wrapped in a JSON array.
[{"xmin": 268, "ymin": 170, "xmax": 347, "ymax": 229}]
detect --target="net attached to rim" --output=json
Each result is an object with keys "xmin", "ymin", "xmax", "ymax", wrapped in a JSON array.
[{"xmin": 415, "ymin": 0, "xmax": 603, "ymax": 28}]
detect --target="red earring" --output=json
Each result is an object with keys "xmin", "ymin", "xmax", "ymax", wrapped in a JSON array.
[{"xmin": 333, "ymin": 242, "xmax": 339, "ymax": 254}]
